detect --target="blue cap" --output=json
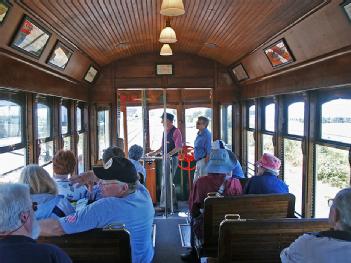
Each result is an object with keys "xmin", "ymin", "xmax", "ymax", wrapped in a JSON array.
[
  {"xmin": 161, "ymin": 112, "xmax": 174, "ymax": 122},
  {"xmin": 206, "ymin": 149, "xmax": 235, "ymax": 174}
]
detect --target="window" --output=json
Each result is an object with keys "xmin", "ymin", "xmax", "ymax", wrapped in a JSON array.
[
  {"xmin": 61, "ymin": 105, "xmax": 68, "ymax": 135},
  {"xmin": 320, "ymin": 99, "xmax": 351, "ymax": 144},
  {"xmin": 287, "ymin": 102, "xmax": 304, "ymax": 136},
  {"xmin": 0, "ymin": 96, "xmax": 26, "ymax": 183},
  {"xmin": 265, "ymin": 103, "xmax": 275, "ymax": 132},
  {"xmin": 76, "ymin": 104, "xmax": 86, "ymax": 174},
  {"xmin": 246, "ymin": 102, "xmax": 256, "ymax": 177},
  {"xmin": 36, "ymin": 99, "xmax": 53, "ymax": 173},
  {"xmin": 248, "ymin": 104, "xmax": 255, "ymax": 129},
  {"xmin": 262, "ymin": 101, "xmax": 275, "ymax": 155},
  {"xmin": 149, "ymin": 108, "xmax": 177, "ymax": 151},
  {"xmin": 314, "ymin": 145, "xmax": 350, "ymax": 217},
  {"xmin": 127, "ymin": 106, "xmax": 143, "ymax": 147},
  {"xmin": 262, "ymin": 134, "xmax": 274, "ymax": 155},
  {"xmin": 61, "ymin": 103, "xmax": 71, "ymax": 150},
  {"xmin": 220, "ymin": 105, "xmax": 232, "ymax": 149},
  {"xmin": 97, "ymin": 108, "xmax": 110, "ymax": 160},
  {"xmin": 185, "ymin": 107, "xmax": 212, "ymax": 147},
  {"xmin": 283, "ymin": 99, "xmax": 305, "ymax": 216}
]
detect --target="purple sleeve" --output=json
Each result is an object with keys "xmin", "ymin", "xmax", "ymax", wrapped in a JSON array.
[{"xmin": 173, "ymin": 128, "xmax": 183, "ymax": 148}]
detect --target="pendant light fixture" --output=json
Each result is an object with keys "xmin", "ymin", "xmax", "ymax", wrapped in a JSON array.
[
  {"xmin": 160, "ymin": 44, "xmax": 173, "ymax": 56},
  {"xmin": 159, "ymin": 20, "xmax": 177, "ymax": 43},
  {"xmin": 160, "ymin": 0, "xmax": 185, "ymax": 16}
]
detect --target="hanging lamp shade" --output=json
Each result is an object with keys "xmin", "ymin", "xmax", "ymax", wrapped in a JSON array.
[
  {"xmin": 160, "ymin": 44, "xmax": 173, "ymax": 56},
  {"xmin": 160, "ymin": 0, "xmax": 185, "ymax": 16},
  {"xmin": 159, "ymin": 24, "xmax": 177, "ymax": 43}
]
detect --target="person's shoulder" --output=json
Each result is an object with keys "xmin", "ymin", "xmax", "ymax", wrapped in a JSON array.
[{"xmin": 37, "ymin": 243, "xmax": 72, "ymax": 262}]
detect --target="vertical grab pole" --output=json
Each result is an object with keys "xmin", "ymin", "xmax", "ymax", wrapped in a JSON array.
[{"xmin": 162, "ymin": 89, "xmax": 169, "ymax": 217}]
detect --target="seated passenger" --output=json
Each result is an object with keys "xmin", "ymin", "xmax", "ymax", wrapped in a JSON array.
[
  {"xmin": 244, "ymin": 153, "xmax": 288, "ymax": 194},
  {"xmin": 182, "ymin": 149, "xmax": 242, "ymax": 261},
  {"xmin": 19, "ymin": 164, "xmax": 75, "ymax": 220},
  {"xmin": 53, "ymin": 150, "xmax": 90, "ymax": 201},
  {"xmin": 0, "ymin": 183, "xmax": 72, "ymax": 263},
  {"xmin": 281, "ymin": 188, "xmax": 351, "ymax": 263},
  {"xmin": 102, "ymin": 146, "xmax": 125, "ymax": 164},
  {"xmin": 128, "ymin": 144, "xmax": 147, "ymax": 184},
  {"xmin": 40, "ymin": 157, "xmax": 155, "ymax": 263}
]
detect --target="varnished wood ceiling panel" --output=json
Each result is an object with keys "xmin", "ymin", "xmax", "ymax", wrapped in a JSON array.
[{"xmin": 20, "ymin": 0, "xmax": 323, "ymax": 66}]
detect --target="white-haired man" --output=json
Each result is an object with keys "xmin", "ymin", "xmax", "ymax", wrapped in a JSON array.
[
  {"xmin": 281, "ymin": 188, "xmax": 351, "ymax": 263},
  {"xmin": 0, "ymin": 183, "xmax": 71, "ymax": 263}
]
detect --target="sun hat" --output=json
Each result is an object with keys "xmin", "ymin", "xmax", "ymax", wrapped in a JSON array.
[
  {"xmin": 256, "ymin": 153, "xmax": 281, "ymax": 171},
  {"xmin": 93, "ymin": 157, "xmax": 138, "ymax": 183},
  {"xmin": 206, "ymin": 149, "xmax": 235, "ymax": 174}
]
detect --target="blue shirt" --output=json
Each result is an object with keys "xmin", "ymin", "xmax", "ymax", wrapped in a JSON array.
[
  {"xmin": 31, "ymin": 193, "xmax": 75, "ymax": 220},
  {"xmin": 231, "ymin": 160, "xmax": 245, "ymax": 179},
  {"xmin": 59, "ymin": 184, "xmax": 154, "ymax": 263},
  {"xmin": 194, "ymin": 128, "xmax": 211, "ymax": 161},
  {"xmin": 55, "ymin": 178, "xmax": 100, "ymax": 202},
  {"xmin": 244, "ymin": 171, "xmax": 289, "ymax": 194}
]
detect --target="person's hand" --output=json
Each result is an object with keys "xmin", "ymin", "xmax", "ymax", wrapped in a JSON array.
[{"xmin": 70, "ymin": 170, "xmax": 98, "ymax": 192}]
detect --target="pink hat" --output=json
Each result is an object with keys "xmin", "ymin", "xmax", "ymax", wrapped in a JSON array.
[{"xmin": 256, "ymin": 153, "xmax": 281, "ymax": 171}]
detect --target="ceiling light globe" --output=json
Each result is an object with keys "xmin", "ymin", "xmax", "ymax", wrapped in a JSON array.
[
  {"xmin": 160, "ymin": 0, "xmax": 185, "ymax": 16},
  {"xmin": 160, "ymin": 44, "xmax": 173, "ymax": 56},
  {"xmin": 159, "ymin": 26, "xmax": 177, "ymax": 43}
]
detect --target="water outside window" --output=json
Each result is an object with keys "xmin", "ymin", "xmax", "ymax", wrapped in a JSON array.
[
  {"xmin": 0, "ymin": 100, "xmax": 22, "ymax": 147},
  {"xmin": 185, "ymin": 107, "xmax": 212, "ymax": 147},
  {"xmin": 321, "ymin": 99, "xmax": 351, "ymax": 144},
  {"xmin": 265, "ymin": 103, "xmax": 275, "ymax": 132},
  {"xmin": 283, "ymin": 139, "xmax": 303, "ymax": 215},
  {"xmin": 37, "ymin": 103, "xmax": 51, "ymax": 139},
  {"xmin": 97, "ymin": 110, "xmax": 110, "ymax": 159},
  {"xmin": 247, "ymin": 131, "xmax": 255, "ymax": 177},
  {"xmin": 126, "ymin": 106, "xmax": 143, "ymax": 148},
  {"xmin": 287, "ymin": 102, "xmax": 304, "ymax": 136},
  {"xmin": 61, "ymin": 105, "xmax": 68, "ymax": 134},
  {"xmin": 314, "ymin": 145, "xmax": 350, "ymax": 217},
  {"xmin": 149, "ymin": 108, "xmax": 177, "ymax": 151}
]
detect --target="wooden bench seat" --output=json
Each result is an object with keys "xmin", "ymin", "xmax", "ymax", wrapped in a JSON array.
[
  {"xmin": 38, "ymin": 227, "xmax": 131, "ymax": 263},
  {"xmin": 196, "ymin": 193, "xmax": 296, "ymax": 257},
  {"xmin": 217, "ymin": 217, "xmax": 330, "ymax": 263}
]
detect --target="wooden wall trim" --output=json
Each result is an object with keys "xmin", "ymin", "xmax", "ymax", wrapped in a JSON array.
[{"xmin": 241, "ymin": 51, "xmax": 351, "ymax": 99}]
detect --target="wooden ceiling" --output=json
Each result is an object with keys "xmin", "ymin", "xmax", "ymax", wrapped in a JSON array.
[{"xmin": 20, "ymin": 0, "xmax": 323, "ymax": 66}]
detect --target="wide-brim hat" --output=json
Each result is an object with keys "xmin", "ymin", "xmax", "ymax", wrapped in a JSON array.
[
  {"xmin": 256, "ymin": 153, "xmax": 281, "ymax": 171},
  {"xmin": 206, "ymin": 149, "xmax": 235, "ymax": 174},
  {"xmin": 93, "ymin": 157, "xmax": 138, "ymax": 183}
]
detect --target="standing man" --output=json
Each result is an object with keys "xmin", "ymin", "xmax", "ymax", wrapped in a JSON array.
[
  {"xmin": 193, "ymin": 116, "xmax": 212, "ymax": 182},
  {"xmin": 0, "ymin": 183, "xmax": 72, "ymax": 263},
  {"xmin": 149, "ymin": 112, "xmax": 183, "ymax": 211}
]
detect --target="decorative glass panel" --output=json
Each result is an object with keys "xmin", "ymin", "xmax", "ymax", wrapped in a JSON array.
[
  {"xmin": 321, "ymin": 99, "xmax": 351, "ymax": 144},
  {"xmin": 0, "ymin": 100, "xmax": 22, "ymax": 147},
  {"xmin": 287, "ymin": 102, "xmax": 304, "ymax": 136},
  {"xmin": 314, "ymin": 145, "xmax": 350, "ymax": 217}
]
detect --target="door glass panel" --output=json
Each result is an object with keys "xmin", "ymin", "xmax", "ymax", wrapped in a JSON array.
[
  {"xmin": 149, "ymin": 108, "xmax": 177, "ymax": 151},
  {"xmin": 287, "ymin": 102, "xmax": 304, "ymax": 136},
  {"xmin": 265, "ymin": 103, "xmax": 275, "ymax": 132},
  {"xmin": 283, "ymin": 139, "xmax": 303, "ymax": 215},
  {"xmin": 61, "ymin": 105, "xmax": 68, "ymax": 134},
  {"xmin": 127, "ymin": 106, "xmax": 143, "ymax": 147},
  {"xmin": 0, "ymin": 100, "xmax": 22, "ymax": 147},
  {"xmin": 97, "ymin": 110, "xmax": 110, "ymax": 160},
  {"xmin": 315, "ymin": 145, "xmax": 350, "ymax": 217},
  {"xmin": 321, "ymin": 99, "xmax": 351, "ymax": 144},
  {"xmin": 37, "ymin": 103, "xmax": 51, "ymax": 139},
  {"xmin": 185, "ymin": 107, "xmax": 212, "ymax": 147},
  {"xmin": 262, "ymin": 134, "xmax": 274, "ymax": 155},
  {"xmin": 247, "ymin": 131, "xmax": 255, "ymax": 177}
]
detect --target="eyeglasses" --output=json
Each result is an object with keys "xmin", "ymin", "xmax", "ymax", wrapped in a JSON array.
[
  {"xmin": 32, "ymin": 202, "xmax": 38, "ymax": 212},
  {"xmin": 328, "ymin": 198, "xmax": 334, "ymax": 207}
]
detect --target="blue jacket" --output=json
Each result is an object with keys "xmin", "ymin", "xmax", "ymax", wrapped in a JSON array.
[{"xmin": 244, "ymin": 171, "xmax": 289, "ymax": 194}]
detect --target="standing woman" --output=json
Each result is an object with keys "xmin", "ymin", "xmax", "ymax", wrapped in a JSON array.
[{"xmin": 19, "ymin": 164, "xmax": 75, "ymax": 220}]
